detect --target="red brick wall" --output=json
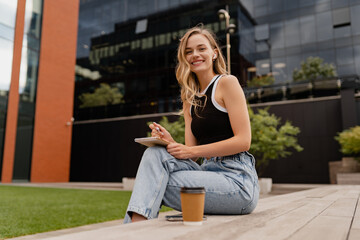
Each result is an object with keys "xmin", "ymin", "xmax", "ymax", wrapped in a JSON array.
[{"xmin": 30, "ymin": 0, "xmax": 79, "ymax": 182}]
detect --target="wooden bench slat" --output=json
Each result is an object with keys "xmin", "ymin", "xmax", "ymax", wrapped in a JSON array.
[
  {"xmin": 169, "ymin": 199, "xmax": 319, "ymax": 240},
  {"xmin": 348, "ymin": 229, "xmax": 360, "ymax": 240},
  {"xmin": 287, "ymin": 215, "xmax": 352, "ymax": 240},
  {"xmin": 350, "ymin": 195, "xmax": 360, "ymax": 230},
  {"xmin": 219, "ymin": 199, "xmax": 335, "ymax": 240},
  {"xmin": 321, "ymin": 198, "xmax": 358, "ymax": 218}
]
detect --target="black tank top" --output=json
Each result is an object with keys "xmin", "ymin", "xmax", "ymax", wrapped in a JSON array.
[{"xmin": 191, "ymin": 75, "xmax": 234, "ymax": 145}]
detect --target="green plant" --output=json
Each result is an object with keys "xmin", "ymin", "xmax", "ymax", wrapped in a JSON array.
[
  {"xmin": 334, "ymin": 126, "xmax": 360, "ymax": 161},
  {"xmin": 249, "ymin": 107, "xmax": 303, "ymax": 176},
  {"xmin": 147, "ymin": 115, "xmax": 185, "ymax": 144},
  {"xmin": 79, "ymin": 83, "xmax": 124, "ymax": 108},
  {"xmin": 247, "ymin": 74, "xmax": 275, "ymax": 87},
  {"xmin": 292, "ymin": 56, "xmax": 336, "ymax": 82}
]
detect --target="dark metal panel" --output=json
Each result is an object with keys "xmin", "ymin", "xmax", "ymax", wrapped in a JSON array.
[{"xmin": 70, "ymin": 98, "xmax": 345, "ymax": 184}]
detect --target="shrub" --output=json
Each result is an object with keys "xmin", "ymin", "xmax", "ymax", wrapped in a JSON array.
[
  {"xmin": 249, "ymin": 107, "xmax": 303, "ymax": 176},
  {"xmin": 79, "ymin": 83, "xmax": 124, "ymax": 108},
  {"xmin": 292, "ymin": 56, "xmax": 336, "ymax": 82},
  {"xmin": 334, "ymin": 126, "xmax": 360, "ymax": 161},
  {"xmin": 247, "ymin": 75, "xmax": 275, "ymax": 87}
]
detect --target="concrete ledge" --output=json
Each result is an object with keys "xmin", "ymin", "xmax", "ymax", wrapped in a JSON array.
[{"xmin": 337, "ymin": 173, "xmax": 360, "ymax": 185}]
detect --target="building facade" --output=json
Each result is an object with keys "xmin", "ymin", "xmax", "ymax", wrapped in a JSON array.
[
  {"xmin": 74, "ymin": 0, "xmax": 360, "ymax": 120},
  {"xmin": 0, "ymin": 0, "xmax": 79, "ymax": 183},
  {"xmin": 70, "ymin": 0, "xmax": 359, "ymax": 184}
]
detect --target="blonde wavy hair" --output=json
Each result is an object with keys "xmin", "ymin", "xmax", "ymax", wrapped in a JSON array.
[{"xmin": 176, "ymin": 25, "xmax": 227, "ymax": 114}]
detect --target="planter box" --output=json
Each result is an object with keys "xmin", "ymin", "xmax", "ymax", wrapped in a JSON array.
[
  {"xmin": 259, "ymin": 178, "xmax": 272, "ymax": 194},
  {"xmin": 328, "ymin": 161, "xmax": 342, "ymax": 184},
  {"xmin": 122, "ymin": 177, "xmax": 135, "ymax": 190},
  {"xmin": 337, "ymin": 173, "xmax": 360, "ymax": 185}
]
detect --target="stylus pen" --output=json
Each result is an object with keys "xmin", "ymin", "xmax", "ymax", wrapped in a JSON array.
[{"xmin": 153, "ymin": 122, "xmax": 164, "ymax": 135}]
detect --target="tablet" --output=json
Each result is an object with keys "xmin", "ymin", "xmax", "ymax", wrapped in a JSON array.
[
  {"xmin": 165, "ymin": 213, "xmax": 207, "ymax": 222},
  {"xmin": 134, "ymin": 137, "xmax": 169, "ymax": 147}
]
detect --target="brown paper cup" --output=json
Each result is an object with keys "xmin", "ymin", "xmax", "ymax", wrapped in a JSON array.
[{"xmin": 180, "ymin": 187, "xmax": 205, "ymax": 226}]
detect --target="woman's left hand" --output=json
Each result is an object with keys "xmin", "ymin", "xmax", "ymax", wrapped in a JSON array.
[{"xmin": 166, "ymin": 142, "xmax": 195, "ymax": 160}]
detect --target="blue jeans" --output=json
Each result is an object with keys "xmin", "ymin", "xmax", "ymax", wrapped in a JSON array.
[{"xmin": 123, "ymin": 146, "xmax": 259, "ymax": 223}]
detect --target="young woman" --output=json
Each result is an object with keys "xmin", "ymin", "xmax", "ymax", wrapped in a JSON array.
[{"xmin": 124, "ymin": 25, "xmax": 259, "ymax": 223}]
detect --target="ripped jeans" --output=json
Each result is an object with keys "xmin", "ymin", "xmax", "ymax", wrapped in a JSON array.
[{"xmin": 124, "ymin": 146, "xmax": 259, "ymax": 223}]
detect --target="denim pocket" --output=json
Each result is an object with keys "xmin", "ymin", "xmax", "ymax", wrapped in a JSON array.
[{"xmin": 218, "ymin": 159, "xmax": 244, "ymax": 174}]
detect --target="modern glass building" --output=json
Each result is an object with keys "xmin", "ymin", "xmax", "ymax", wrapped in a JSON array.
[
  {"xmin": 75, "ymin": 0, "xmax": 360, "ymax": 120},
  {"xmin": 0, "ymin": 0, "xmax": 78, "ymax": 183}
]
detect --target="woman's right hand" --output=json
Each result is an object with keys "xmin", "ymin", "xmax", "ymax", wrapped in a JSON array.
[{"xmin": 149, "ymin": 122, "xmax": 175, "ymax": 144}]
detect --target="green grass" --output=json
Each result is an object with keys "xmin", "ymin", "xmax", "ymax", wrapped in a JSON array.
[{"xmin": 0, "ymin": 185, "xmax": 172, "ymax": 239}]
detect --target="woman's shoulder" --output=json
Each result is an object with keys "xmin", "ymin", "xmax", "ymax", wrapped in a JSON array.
[{"xmin": 218, "ymin": 74, "xmax": 242, "ymax": 89}]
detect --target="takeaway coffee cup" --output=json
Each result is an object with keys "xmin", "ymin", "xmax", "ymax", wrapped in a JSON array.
[{"xmin": 180, "ymin": 187, "xmax": 206, "ymax": 226}]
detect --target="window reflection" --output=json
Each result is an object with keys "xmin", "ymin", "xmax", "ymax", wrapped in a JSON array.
[
  {"xmin": 316, "ymin": 11, "xmax": 333, "ymax": 41},
  {"xmin": 300, "ymin": 15, "xmax": 316, "ymax": 44},
  {"xmin": 75, "ymin": 0, "xmax": 360, "ymax": 119},
  {"xmin": 13, "ymin": 0, "xmax": 43, "ymax": 181}
]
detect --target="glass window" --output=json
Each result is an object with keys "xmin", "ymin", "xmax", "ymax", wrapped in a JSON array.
[
  {"xmin": 157, "ymin": 0, "xmax": 168, "ymax": 11},
  {"xmin": 286, "ymin": 54, "xmax": 301, "ymax": 81},
  {"xmin": 284, "ymin": 0, "xmax": 298, "ymax": 10},
  {"xmin": 300, "ymin": 15, "xmax": 316, "ymax": 44},
  {"xmin": 336, "ymin": 46, "xmax": 354, "ymax": 65},
  {"xmin": 351, "ymin": 5, "xmax": 360, "ymax": 35},
  {"xmin": 254, "ymin": 4, "xmax": 267, "ymax": 17},
  {"xmin": 255, "ymin": 59, "xmax": 270, "ymax": 75},
  {"xmin": 135, "ymin": 19, "xmax": 148, "ymax": 34},
  {"xmin": 284, "ymin": 18, "xmax": 300, "ymax": 47},
  {"xmin": 316, "ymin": 11, "xmax": 333, "ymax": 41},
  {"xmin": 255, "ymin": 24, "xmax": 269, "ymax": 41},
  {"xmin": 138, "ymin": 0, "xmax": 154, "ymax": 16},
  {"xmin": 299, "ymin": 0, "xmax": 314, "ymax": 7},
  {"xmin": 111, "ymin": 0, "xmax": 126, "ymax": 23},
  {"xmin": 239, "ymin": 0, "xmax": 254, "ymax": 16},
  {"xmin": 268, "ymin": 0, "xmax": 283, "ymax": 14},
  {"xmin": 334, "ymin": 25, "xmax": 351, "ymax": 38},
  {"xmin": 181, "ymin": 0, "xmax": 193, "ymax": 4},
  {"xmin": 254, "ymin": 0, "xmax": 266, "ymax": 7},
  {"xmin": 314, "ymin": 1, "xmax": 331, "ymax": 13},
  {"xmin": 318, "ymin": 49, "xmax": 336, "ymax": 66},
  {"xmin": 332, "ymin": 0, "xmax": 349, "ymax": 9},
  {"xmin": 169, "ymin": 0, "xmax": 180, "ymax": 8},
  {"xmin": 270, "ymin": 22, "xmax": 285, "ymax": 49},
  {"xmin": 256, "ymin": 41, "xmax": 269, "ymax": 52},
  {"xmin": 332, "ymin": 7, "xmax": 350, "ymax": 27},
  {"xmin": 354, "ymin": 45, "xmax": 360, "ymax": 76},
  {"xmin": 272, "ymin": 57, "xmax": 287, "ymax": 82},
  {"xmin": 13, "ymin": 0, "xmax": 43, "ymax": 181},
  {"xmin": 127, "ymin": 0, "xmax": 138, "ymax": 19},
  {"xmin": 336, "ymin": 63, "xmax": 355, "ymax": 75}
]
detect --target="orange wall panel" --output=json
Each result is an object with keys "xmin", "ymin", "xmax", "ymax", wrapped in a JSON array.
[
  {"xmin": 30, "ymin": 0, "xmax": 79, "ymax": 182},
  {"xmin": 1, "ymin": 0, "xmax": 26, "ymax": 183}
]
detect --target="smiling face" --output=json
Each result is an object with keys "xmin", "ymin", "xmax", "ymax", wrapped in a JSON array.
[{"xmin": 185, "ymin": 33, "xmax": 217, "ymax": 75}]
